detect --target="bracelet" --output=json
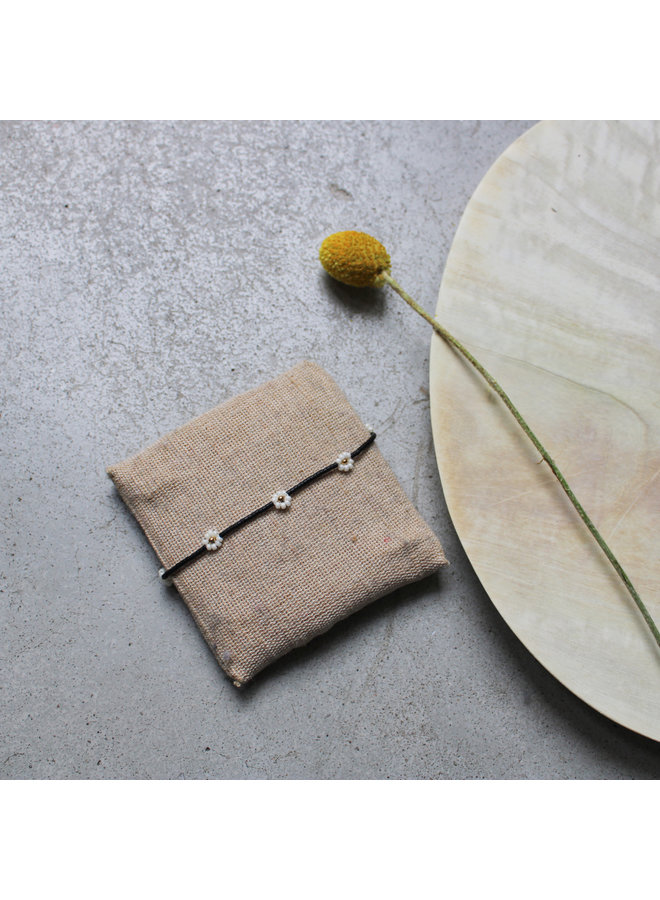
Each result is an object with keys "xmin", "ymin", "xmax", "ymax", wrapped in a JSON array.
[{"xmin": 159, "ymin": 429, "xmax": 377, "ymax": 583}]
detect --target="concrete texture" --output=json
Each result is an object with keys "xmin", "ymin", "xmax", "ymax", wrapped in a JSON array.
[{"xmin": 1, "ymin": 120, "xmax": 659, "ymax": 779}]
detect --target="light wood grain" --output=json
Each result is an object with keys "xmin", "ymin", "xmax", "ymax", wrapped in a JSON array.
[{"xmin": 429, "ymin": 120, "xmax": 660, "ymax": 740}]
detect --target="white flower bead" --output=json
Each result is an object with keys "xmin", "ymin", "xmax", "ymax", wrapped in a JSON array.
[
  {"xmin": 203, "ymin": 529, "xmax": 223, "ymax": 551},
  {"xmin": 336, "ymin": 451, "xmax": 354, "ymax": 473},
  {"xmin": 365, "ymin": 423, "xmax": 374, "ymax": 433},
  {"xmin": 272, "ymin": 490, "xmax": 292, "ymax": 510}
]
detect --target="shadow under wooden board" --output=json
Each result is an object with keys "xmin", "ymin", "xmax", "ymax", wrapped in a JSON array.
[{"xmin": 429, "ymin": 120, "xmax": 660, "ymax": 741}]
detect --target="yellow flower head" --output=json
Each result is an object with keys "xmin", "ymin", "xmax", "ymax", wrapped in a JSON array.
[{"xmin": 319, "ymin": 231, "xmax": 391, "ymax": 288}]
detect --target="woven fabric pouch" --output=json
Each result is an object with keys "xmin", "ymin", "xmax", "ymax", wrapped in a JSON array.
[{"xmin": 107, "ymin": 360, "xmax": 447, "ymax": 686}]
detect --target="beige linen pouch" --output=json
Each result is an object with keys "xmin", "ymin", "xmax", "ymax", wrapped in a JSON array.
[{"xmin": 107, "ymin": 360, "xmax": 447, "ymax": 686}]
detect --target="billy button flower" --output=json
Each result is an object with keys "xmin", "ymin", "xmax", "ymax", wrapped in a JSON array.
[
  {"xmin": 319, "ymin": 231, "xmax": 391, "ymax": 287},
  {"xmin": 319, "ymin": 230, "xmax": 660, "ymax": 652}
]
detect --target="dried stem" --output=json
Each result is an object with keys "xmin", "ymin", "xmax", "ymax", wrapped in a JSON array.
[{"xmin": 381, "ymin": 270, "xmax": 660, "ymax": 650}]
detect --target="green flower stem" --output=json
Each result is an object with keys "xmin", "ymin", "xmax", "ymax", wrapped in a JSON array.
[{"xmin": 381, "ymin": 270, "xmax": 660, "ymax": 650}]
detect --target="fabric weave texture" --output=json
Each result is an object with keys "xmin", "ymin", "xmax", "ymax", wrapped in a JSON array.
[{"xmin": 107, "ymin": 361, "xmax": 447, "ymax": 686}]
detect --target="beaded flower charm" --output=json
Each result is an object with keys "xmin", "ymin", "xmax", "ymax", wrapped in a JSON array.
[
  {"xmin": 203, "ymin": 529, "xmax": 223, "ymax": 550},
  {"xmin": 272, "ymin": 490, "xmax": 292, "ymax": 510},
  {"xmin": 336, "ymin": 451, "xmax": 354, "ymax": 473}
]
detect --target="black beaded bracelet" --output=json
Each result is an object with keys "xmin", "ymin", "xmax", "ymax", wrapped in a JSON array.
[{"xmin": 159, "ymin": 430, "xmax": 376, "ymax": 583}]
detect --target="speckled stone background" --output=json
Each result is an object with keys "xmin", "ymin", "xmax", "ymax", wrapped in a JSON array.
[{"xmin": 2, "ymin": 120, "xmax": 659, "ymax": 779}]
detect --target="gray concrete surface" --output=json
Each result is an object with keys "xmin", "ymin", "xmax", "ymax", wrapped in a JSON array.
[{"xmin": 1, "ymin": 120, "xmax": 659, "ymax": 779}]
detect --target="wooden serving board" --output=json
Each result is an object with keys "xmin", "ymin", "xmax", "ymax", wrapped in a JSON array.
[{"xmin": 429, "ymin": 120, "xmax": 660, "ymax": 740}]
